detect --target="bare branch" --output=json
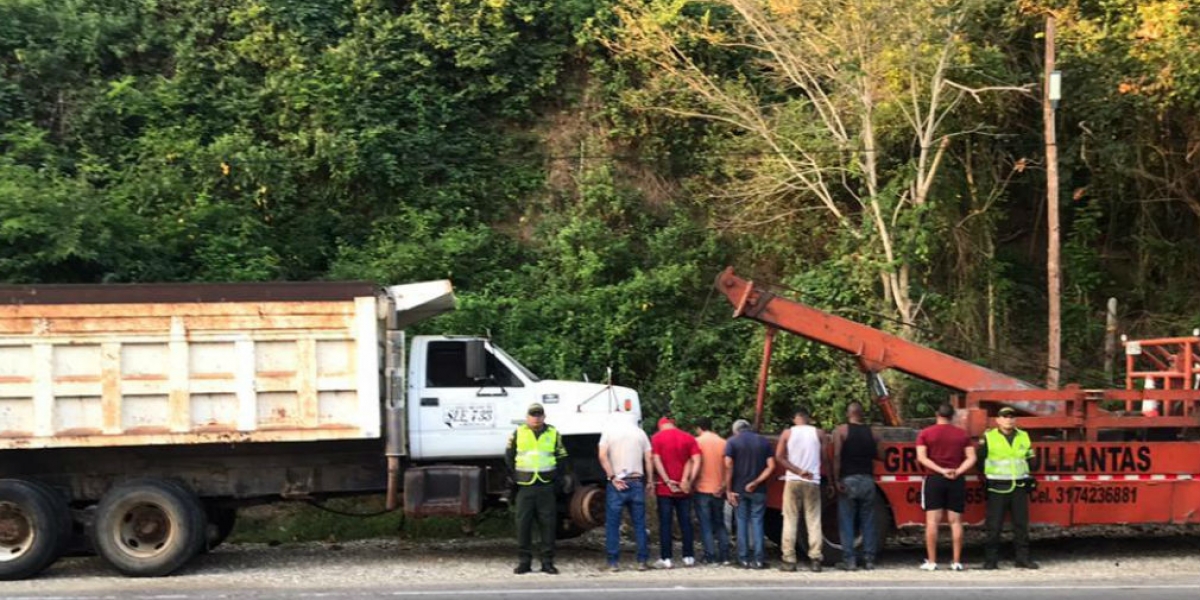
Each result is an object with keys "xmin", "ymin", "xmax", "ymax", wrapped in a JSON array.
[{"xmin": 944, "ymin": 80, "xmax": 1037, "ymax": 102}]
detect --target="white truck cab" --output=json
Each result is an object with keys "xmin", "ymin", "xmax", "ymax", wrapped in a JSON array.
[
  {"xmin": 385, "ymin": 280, "xmax": 641, "ymax": 462},
  {"xmin": 406, "ymin": 335, "xmax": 641, "ymax": 460}
]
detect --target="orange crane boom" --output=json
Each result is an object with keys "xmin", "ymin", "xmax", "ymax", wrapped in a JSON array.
[{"xmin": 714, "ymin": 268, "xmax": 1049, "ymax": 423}]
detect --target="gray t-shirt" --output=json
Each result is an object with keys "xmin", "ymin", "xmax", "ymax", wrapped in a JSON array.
[{"xmin": 599, "ymin": 416, "xmax": 651, "ymax": 477}]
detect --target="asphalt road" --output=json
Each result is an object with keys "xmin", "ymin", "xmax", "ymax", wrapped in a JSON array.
[
  {"xmin": 7, "ymin": 581, "xmax": 1200, "ymax": 600},
  {"xmin": 4, "ymin": 530, "xmax": 1199, "ymax": 600}
]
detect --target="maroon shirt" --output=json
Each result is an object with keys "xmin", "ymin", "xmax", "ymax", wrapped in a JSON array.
[{"xmin": 916, "ymin": 423, "xmax": 971, "ymax": 470}]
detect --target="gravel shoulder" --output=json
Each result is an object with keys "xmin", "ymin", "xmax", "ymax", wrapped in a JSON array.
[{"xmin": 7, "ymin": 528, "xmax": 1200, "ymax": 595}]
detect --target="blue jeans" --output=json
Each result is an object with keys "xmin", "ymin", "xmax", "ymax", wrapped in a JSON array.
[
  {"xmin": 734, "ymin": 490, "xmax": 766, "ymax": 564},
  {"xmin": 837, "ymin": 474, "xmax": 879, "ymax": 564},
  {"xmin": 605, "ymin": 479, "xmax": 649, "ymax": 565},
  {"xmin": 695, "ymin": 492, "xmax": 730, "ymax": 563},
  {"xmin": 656, "ymin": 495, "xmax": 694, "ymax": 560}
]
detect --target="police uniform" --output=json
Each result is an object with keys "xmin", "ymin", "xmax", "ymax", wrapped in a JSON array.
[
  {"xmin": 506, "ymin": 403, "xmax": 570, "ymax": 574},
  {"xmin": 980, "ymin": 407, "xmax": 1038, "ymax": 569}
]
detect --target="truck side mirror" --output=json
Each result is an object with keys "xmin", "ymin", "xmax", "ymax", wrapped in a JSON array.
[{"xmin": 465, "ymin": 340, "xmax": 488, "ymax": 381}]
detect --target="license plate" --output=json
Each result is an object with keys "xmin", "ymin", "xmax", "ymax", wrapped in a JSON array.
[{"xmin": 444, "ymin": 404, "xmax": 495, "ymax": 428}]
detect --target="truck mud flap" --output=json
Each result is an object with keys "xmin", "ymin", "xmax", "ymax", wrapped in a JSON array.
[{"xmin": 403, "ymin": 466, "xmax": 483, "ymax": 517}]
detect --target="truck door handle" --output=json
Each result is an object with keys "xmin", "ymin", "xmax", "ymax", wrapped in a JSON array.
[{"xmin": 420, "ymin": 397, "xmax": 439, "ymax": 407}]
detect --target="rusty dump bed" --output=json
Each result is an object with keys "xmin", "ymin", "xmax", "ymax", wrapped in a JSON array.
[
  {"xmin": 0, "ymin": 281, "xmax": 380, "ymax": 305},
  {"xmin": 0, "ymin": 282, "xmax": 387, "ymax": 450}
]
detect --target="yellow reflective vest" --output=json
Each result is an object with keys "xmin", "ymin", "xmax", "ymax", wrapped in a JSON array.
[
  {"xmin": 983, "ymin": 428, "xmax": 1033, "ymax": 494},
  {"xmin": 514, "ymin": 425, "xmax": 560, "ymax": 485}
]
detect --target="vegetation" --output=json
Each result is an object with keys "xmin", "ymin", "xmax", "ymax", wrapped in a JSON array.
[{"xmin": 3, "ymin": 0, "xmax": 1199, "ymax": 432}]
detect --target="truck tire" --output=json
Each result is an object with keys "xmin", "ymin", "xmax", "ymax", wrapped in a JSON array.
[
  {"xmin": 92, "ymin": 479, "xmax": 207, "ymax": 577},
  {"xmin": 557, "ymin": 519, "xmax": 588, "ymax": 540},
  {"xmin": 821, "ymin": 492, "xmax": 893, "ymax": 565},
  {"xmin": 766, "ymin": 488, "xmax": 893, "ymax": 565},
  {"xmin": 0, "ymin": 479, "xmax": 67, "ymax": 581},
  {"xmin": 766, "ymin": 503, "xmax": 836, "ymax": 563},
  {"xmin": 23, "ymin": 480, "xmax": 74, "ymax": 556},
  {"xmin": 563, "ymin": 483, "xmax": 604, "ymax": 537},
  {"xmin": 204, "ymin": 506, "xmax": 237, "ymax": 552}
]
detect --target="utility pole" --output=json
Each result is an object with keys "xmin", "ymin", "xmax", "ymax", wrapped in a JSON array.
[
  {"xmin": 1045, "ymin": 14, "xmax": 1062, "ymax": 389},
  {"xmin": 1104, "ymin": 297, "xmax": 1118, "ymax": 383}
]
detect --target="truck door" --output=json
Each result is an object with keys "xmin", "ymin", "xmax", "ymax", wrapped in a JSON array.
[{"xmin": 414, "ymin": 339, "xmax": 526, "ymax": 459}]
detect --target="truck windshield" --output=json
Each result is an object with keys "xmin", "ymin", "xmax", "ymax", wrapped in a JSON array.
[{"xmin": 492, "ymin": 345, "xmax": 540, "ymax": 382}]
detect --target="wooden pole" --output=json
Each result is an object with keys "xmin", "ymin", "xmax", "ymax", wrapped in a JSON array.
[
  {"xmin": 1045, "ymin": 14, "xmax": 1062, "ymax": 389},
  {"xmin": 1104, "ymin": 297, "xmax": 1118, "ymax": 383}
]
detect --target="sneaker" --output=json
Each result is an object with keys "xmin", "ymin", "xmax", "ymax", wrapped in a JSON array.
[
  {"xmin": 1015, "ymin": 560, "xmax": 1040, "ymax": 570},
  {"xmin": 738, "ymin": 561, "xmax": 751, "ymax": 569},
  {"xmin": 951, "ymin": 562, "xmax": 965, "ymax": 571},
  {"xmin": 541, "ymin": 563, "xmax": 559, "ymax": 575},
  {"xmin": 862, "ymin": 560, "xmax": 876, "ymax": 571},
  {"xmin": 682, "ymin": 557, "xmax": 696, "ymax": 567},
  {"xmin": 751, "ymin": 561, "xmax": 767, "ymax": 570},
  {"xmin": 779, "ymin": 561, "xmax": 797, "ymax": 572},
  {"xmin": 919, "ymin": 560, "xmax": 938, "ymax": 571},
  {"xmin": 810, "ymin": 559, "xmax": 823, "ymax": 573},
  {"xmin": 654, "ymin": 558, "xmax": 674, "ymax": 570},
  {"xmin": 606, "ymin": 563, "xmax": 620, "ymax": 573},
  {"xmin": 982, "ymin": 561, "xmax": 998, "ymax": 570},
  {"xmin": 637, "ymin": 562, "xmax": 650, "ymax": 572},
  {"xmin": 838, "ymin": 560, "xmax": 858, "ymax": 572},
  {"xmin": 514, "ymin": 564, "xmax": 532, "ymax": 575}
]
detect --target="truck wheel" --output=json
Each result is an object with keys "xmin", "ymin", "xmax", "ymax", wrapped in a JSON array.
[
  {"xmin": 764, "ymin": 489, "xmax": 892, "ymax": 566},
  {"xmin": 820, "ymin": 491, "xmax": 894, "ymax": 564},
  {"xmin": 0, "ymin": 479, "xmax": 67, "ymax": 581},
  {"xmin": 23, "ymin": 480, "xmax": 74, "ymax": 556},
  {"xmin": 765, "ymin": 501, "xmax": 838, "ymax": 563},
  {"xmin": 557, "ymin": 519, "xmax": 588, "ymax": 539},
  {"xmin": 764, "ymin": 507, "xmax": 782, "ymax": 547},
  {"xmin": 558, "ymin": 483, "xmax": 604, "ymax": 539},
  {"xmin": 566, "ymin": 484, "xmax": 604, "ymax": 530},
  {"xmin": 204, "ymin": 506, "xmax": 237, "ymax": 552},
  {"xmin": 93, "ymin": 479, "xmax": 207, "ymax": 577}
]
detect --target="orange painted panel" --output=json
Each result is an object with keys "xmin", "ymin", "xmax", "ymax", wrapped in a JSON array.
[
  {"xmin": 1067, "ymin": 481, "xmax": 1173, "ymax": 524},
  {"xmin": 1171, "ymin": 481, "xmax": 1200, "ymax": 523},
  {"xmin": 879, "ymin": 481, "xmax": 989, "ymax": 528},
  {"xmin": 869, "ymin": 439, "xmax": 1200, "ymax": 531}
]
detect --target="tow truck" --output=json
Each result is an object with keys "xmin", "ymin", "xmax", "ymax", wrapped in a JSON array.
[{"xmin": 714, "ymin": 268, "xmax": 1200, "ymax": 558}]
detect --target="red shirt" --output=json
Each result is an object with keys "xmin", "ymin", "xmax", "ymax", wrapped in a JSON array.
[
  {"xmin": 916, "ymin": 423, "xmax": 971, "ymax": 470},
  {"xmin": 651, "ymin": 427, "xmax": 701, "ymax": 497}
]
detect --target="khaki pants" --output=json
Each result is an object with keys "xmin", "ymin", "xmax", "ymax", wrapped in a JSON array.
[{"xmin": 781, "ymin": 480, "xmax": 823, "ymax": 562}]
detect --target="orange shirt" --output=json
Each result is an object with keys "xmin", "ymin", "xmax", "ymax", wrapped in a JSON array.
[{"xmin": 695, "ymin": 431, "xmax": 728, "ymax": 494}]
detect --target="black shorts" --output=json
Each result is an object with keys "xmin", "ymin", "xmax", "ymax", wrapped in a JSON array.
[{"xmin": 922, "ymin": 474, "xmax": 965, "ymax": 513}]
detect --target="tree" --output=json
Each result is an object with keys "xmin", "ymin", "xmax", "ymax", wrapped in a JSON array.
[
  {"xmin": 1046, "ymin": 0, "xmax": 1200, "ymax": 353},
  {"xmin": 600, "ymin": 0, "xmax": 1029, "ymax": 342}
]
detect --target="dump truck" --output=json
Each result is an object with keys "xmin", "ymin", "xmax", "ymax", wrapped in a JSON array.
[
  {"xmin": 714, "ymin": 268, "xmax": 1200, "ymax": 560},
  {"xmin": 0, "ymin": 280, "xmax": 638, "ymax": 579}
]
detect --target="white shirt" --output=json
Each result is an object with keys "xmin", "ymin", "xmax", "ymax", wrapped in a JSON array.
[
  {"xmin": 783, "ymin": 424, "xmax": 822, "ymax": 484},
  {"xmin": 598, "ymin": 413, "xmax": 651, "ymax": 477}
]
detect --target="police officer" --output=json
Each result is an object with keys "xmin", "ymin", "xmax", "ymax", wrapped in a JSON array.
[
  {"xmin": 980, "ymin": 406, "xmax": 1038, "ymax": 570},
  {"xmin": 506, "ymin": 402, "xmax": 571, "ymax": 575}
]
